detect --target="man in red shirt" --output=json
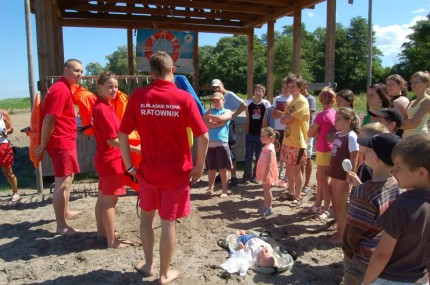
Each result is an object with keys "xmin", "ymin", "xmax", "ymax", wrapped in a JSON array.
[
  {"xmin": 119, "ymin": 52, "xmax": 208, "ymax": 284},
  {"xmin": 35, "ymin": 59, "xmax": 83, "ymax": 235}
]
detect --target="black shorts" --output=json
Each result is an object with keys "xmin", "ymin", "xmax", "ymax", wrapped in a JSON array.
[{"xmin": 206, "ymin": 145, "xmax": 232, "ymax": 170}]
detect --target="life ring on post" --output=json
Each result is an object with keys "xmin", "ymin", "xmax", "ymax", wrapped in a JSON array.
[{"xmin": 144, "ymin": 31, "xmax": 181, "ymax": 62}]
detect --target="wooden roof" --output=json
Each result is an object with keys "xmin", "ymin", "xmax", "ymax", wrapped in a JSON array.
[{"xmin": 38, "ymin": 0, "xmax": 324, "ymax": 34}]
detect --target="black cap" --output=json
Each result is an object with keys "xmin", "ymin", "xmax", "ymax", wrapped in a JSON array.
[
  {"xmin": 369, "ymin": 108, "xmax": 403, "ymax": 128},
  {"xmin": 357, "ymin": 133, "xmax": 402, "ymax": 166}
]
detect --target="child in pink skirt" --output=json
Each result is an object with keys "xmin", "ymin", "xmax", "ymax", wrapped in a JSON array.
[{"xmin": 256, "ymin": 127, "xmax": 279, "ymax": 216}]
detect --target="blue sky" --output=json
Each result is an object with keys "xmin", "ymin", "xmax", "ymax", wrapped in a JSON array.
[{"xmin": 0, "ymin": 0, "xmax": 428, "ymax": 99}]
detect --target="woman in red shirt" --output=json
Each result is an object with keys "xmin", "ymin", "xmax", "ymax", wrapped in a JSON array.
[{"xmin": 92, "ymin": 72, "xmax": 139, "ymax": 248}]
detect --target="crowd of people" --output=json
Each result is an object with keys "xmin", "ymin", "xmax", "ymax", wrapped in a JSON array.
[{"xmin": 1, "ymin": 51, "xmax": 429, "ymax": 284}]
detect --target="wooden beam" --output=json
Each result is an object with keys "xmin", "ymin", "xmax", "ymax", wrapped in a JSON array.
[
  {"xmin": 325, "ymin": 0, "xmax": 336, "ymax": 83},
  {"xmin": 61, "ymin": 1, "xmax": 259, "ymax": 22},
  {"xmin": 247, "ymin": 31, "xmax": 254, "ymax": 99},
  {"xmin": 62, "ymin": 12, "xmax": 247, "ymax": 28},
  {"xmin": 243, "ymin": 0, "xmax": 325, "ymax": 28},
  {"xmin": 266, "ymin": 20, "xmax": 275, "ymax": 103},
  {"xmin": 127, "ymin": 28, "xmax": 134, "ymax": 75},
  {"xmin": 68, "ymin": 0, "xmax": 273, "ymax": 15},
  {"xmin": 231, "ymin": 0, "xmax": 290, "ymax": 6},
  {"xmin": 292, "ymin": 7, "xmax": 301, "ymax": 74},
  {"xmin": 61, "ymin": 18, "xmax": 253, "ymax": 34}
]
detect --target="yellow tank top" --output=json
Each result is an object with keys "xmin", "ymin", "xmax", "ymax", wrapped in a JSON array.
[{"xmin": 403, "ymin": 99, "xmax": 430, "ymax": 138}]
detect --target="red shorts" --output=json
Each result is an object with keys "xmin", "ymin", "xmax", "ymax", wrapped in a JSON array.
[
  {"xmin": 138, "ymin": 178, "xmax": 191, "ymax": 221},
  {"xmin": 280, "ymin": 145, "xmax": 307, "ymax": 165},
  {"xmin": 0, "ymin": 143, "xmax": 14, "ymax": 168},
  {"xmin": 98, "ymin": 173, "xmax": 126, "ymax": 196},
  {"xmin": 47, "ymin": 148, "xmax": 80, "ymax": 177}
]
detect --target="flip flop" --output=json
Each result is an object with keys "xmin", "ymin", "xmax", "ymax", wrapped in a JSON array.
[
  {"xmin": 289, "ymin": 198, "xmax": 302, "ymax": 207},
  {"xmin": 317, "ymin": 210, "xmax": 331, "ymax": 222},
  {"xmin": 278, "ymin": 193, "xmax": 295, "ymax": 201},
  {"xmin": 299, "ymin": 205, "xmax": 321, "ymax": 214}
]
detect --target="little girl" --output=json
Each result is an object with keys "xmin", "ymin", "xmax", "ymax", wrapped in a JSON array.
[
  {"xmin": 256, "ymin": 127, "xmax": 279, "ymax": 216},
  {"xmin": 328, "ymin": 107, "xmax": 360, "ymax": 244}
]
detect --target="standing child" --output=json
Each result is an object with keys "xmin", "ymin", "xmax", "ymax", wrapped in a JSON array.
[
  {"xmin": 401, "ymin": 71, "xmax": 430, "ymax": 138},
  {"xmin": 279, "ymin": 74, "xmax": 310, "ymax": 207},
  {"xmin": 256, "ymin": 127, "xmax": 279, "ymax": 216},
  {"xmin": 0, "ymin": 109, "xmax": 18, "ymax": 201},
  {"xmin": 204, "ymin": 92, "xmax": 233, "ymax": 198},
  {"xmin": 342, "ymin": 133, "xmax": 402, "ymax": 285},
  {"xmin": 363, "ymin": 135, "xmax": 430, "ymax": 285},
  {"xmin": 303, "ymin": 87, "xmax": 336, "ymax": 216},
  {"xmin": 328, "ymin": 107, "xmax": 361, "ymax": 244},
  {"xmin": 243, "ymin": 84, "xmax": 271, "ymax": 185}
]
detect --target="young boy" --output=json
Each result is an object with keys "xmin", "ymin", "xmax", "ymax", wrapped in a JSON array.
[
  {"xmin": 279, "ymin": 74, "xmax": 310, "ymax": 206},
  {"xmin": 204, "ymin": 92, "xmax": 233, "ymax": 198},
  {"xmin": 363, "ymin": 135, "xmax": 430, "ymax": 285},
  {"xmin": 343, "ymin": 133, "xmax": 402, "ymax": 285},
  {"xmin": 300, "ymin": 80, "xmax": 316, "ymax": 195},
  {"xmin": 242, "ymin": 84, "xmax": 271, "ymax": 185},
  {"xmin": 369, "ymin": 107, "xmax": 403, "ymax": 137}
]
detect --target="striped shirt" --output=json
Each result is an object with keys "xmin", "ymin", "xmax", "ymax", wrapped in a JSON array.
[{"xmin": 343, "ymin": 176, "xmax": 401, "ymax": 264}]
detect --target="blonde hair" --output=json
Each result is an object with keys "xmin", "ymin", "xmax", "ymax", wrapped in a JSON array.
[
  {"xmin": 411, "ymin": 71, "xmax": 430, "ymax": 95},
  {"xmin": 359, "ymin": 122, "xmax": 389, "ymax": 137},
  {"xmin": 337, "ymin": 107, "xmax": 361, "ymax": 134},
  {"xmin": 150, "ymin": 51, "xmax": 173, "ymax": 77},
  {"xmin": 319, "ymin": 87, "xmax": 336, "ymax": 105}
]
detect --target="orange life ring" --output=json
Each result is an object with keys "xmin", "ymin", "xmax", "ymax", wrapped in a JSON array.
[
  {"xmin": 28, "ymin": 93, "xmax": 43, "ymax": 168},
  {"xmin": 144, "ymin": 31, "xmax": 181, "ymax": 62}
]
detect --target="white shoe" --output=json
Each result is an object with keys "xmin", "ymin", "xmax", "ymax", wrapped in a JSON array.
[{"xmin": 11, "ymin": 194, "xmax": 20, "ymax": 201}]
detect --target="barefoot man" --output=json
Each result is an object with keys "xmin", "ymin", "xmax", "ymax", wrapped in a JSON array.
[
  {"xmin": 35, "ymin": 59, "xmax": 83, "ymax": 235},
  {"xmin": 119, "ymin": 51, "xmax": 208, "ymax": 284}
]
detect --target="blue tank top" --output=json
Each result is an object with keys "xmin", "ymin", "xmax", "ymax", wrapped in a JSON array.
[{"xmin": 208, "ymin": 108, "xmax": 230, "ymax": 142}]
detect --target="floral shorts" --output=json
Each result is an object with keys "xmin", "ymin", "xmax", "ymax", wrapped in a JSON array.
[{"xmin": 280, "ymin": 145, "xmax": 307, "ymax": 165}]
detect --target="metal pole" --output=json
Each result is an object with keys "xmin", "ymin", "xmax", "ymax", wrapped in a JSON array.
[
  {"xmin": 25, "ymin": 0, "xmax": 44, "ymax": 194},
  {"xmin": 367, "ymin": 0, "xmax": 373, "ymax": 87}
]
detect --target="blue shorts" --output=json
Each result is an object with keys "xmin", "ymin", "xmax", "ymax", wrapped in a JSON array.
[{"xmin": 237, "ymin": 234, "xmax": 256, "ymax": 245}]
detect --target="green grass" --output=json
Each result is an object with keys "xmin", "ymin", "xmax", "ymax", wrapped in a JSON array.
[{"xmin": 0, "ymin": 97, "xmax": 31, "ymax": 113}]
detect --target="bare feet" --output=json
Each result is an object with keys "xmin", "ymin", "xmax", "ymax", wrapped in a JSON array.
[
  {"xmin": 56, "ymin": 226, "xmax": 81, "ymax": 236},
  {"xmin": 159, "ymin": 269, "xmax": 180, "ymax": 285},
  {"xmin": 219, "ymin": 193, "xmax": 228, "ymax": 198},
  {"xmin": 109, "ymin": 239, "xmax": 134, "ymax": 249},
  {"xmin": 134, "ymin": 260, "xmax": 154, "ymax": 277},
  {"xmin": 65, "ymin": 210, "xmax": 82, "ymax": 219},
  {"xmin": 204, "ymin": 189, "xmax": 213, "ymax": 196}
]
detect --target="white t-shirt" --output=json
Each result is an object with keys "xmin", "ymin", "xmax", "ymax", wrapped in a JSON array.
[{"xmin": 272, "ymin": 95, "xmax": 292, "ymax": 130}]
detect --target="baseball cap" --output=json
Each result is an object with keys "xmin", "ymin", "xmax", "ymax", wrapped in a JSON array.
[
  {"xmin": 211, "ymin": 79, "xmax": 222, "ymax": 87},
  {"xmin": 357, "ymin": 133, "xmax": 402, "ymax": 166},
  {"xmin": 211, "ymin": 92, "xmax": 224, "ymax": 100},
  {"xmin": 369, "ymin": 108, "xmax": 403, "ymax": 128}
]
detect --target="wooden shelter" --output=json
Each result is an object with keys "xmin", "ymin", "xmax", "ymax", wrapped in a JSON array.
[{"xmin": 31, "ymin": 0, "xmax": 337, "ymax": 101}]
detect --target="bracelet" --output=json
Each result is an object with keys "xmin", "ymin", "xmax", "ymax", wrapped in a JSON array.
[{"xmin": 126, "ymin": 166, "xmax": 136, "ymax": 173}]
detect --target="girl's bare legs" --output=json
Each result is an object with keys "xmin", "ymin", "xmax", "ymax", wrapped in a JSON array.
[
  {"xmin": 206, "ymin": 169, "xmax": 216, "ymax": 195},
  {"xmin": 328, "ymin": 178, "xmax": 349, "ymax": 244},
  {"xmin": 219, "ymin": 168, "xmax": 229, "ymax": 198},
  {"xmin": 262, "ymin": 183, "xmax": 273, "ymax": 209}
]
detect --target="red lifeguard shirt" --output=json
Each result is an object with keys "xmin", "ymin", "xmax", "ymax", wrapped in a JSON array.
[
  {"xmin": 119, "ymin": 79, "xmax": 207, "ymax": 188},
  {"xmin": 92, "ymin": 97, "xmax": 123, "ymax": 176},
  {"xmin": 43, "ymin": 77, "xmax": 77, "ymax": 150}
]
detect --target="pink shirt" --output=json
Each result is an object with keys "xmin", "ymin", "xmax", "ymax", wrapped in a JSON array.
[{"xmin": 314, "ymin": 107, "xmax": 336, "ymax": 152}]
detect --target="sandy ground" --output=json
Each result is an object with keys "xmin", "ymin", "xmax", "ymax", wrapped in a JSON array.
[{"xmin": 0, "ymin": 111, "xmax": 344, "ymax": 285}]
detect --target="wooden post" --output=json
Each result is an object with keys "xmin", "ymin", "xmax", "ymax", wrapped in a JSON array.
[
  {"xmin": 266, "ymin": 20, "xmax": 275, "ymax": 103},
  {"xmin": 127, "ymin": 28, "xmax": 134, "ymax": 75},
  {"xmin": 193, "ymin": 32, "xmax": 199, "ymax": 94},
  {"xmin": 292, "ymin": 7, "xmax": 302, "ymax": 74},
  {"xmin": 247, "ymin": 31, "xmax": 254, "ymax": 99},
  {"xmin": 25, "ymin": 0, "xmax": 43, "ymax": 194},
  {"xmin": 325, "ymin": 0, "xmax": 336, "ymax": 84}
]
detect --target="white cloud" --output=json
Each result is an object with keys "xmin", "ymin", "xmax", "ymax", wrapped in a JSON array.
[
  {"xmin": 412, "ymin": 8, "xmax": 425, "ymax": 14},
  {"xmin": 373, "ymin": 16, "xmax": 426, "ymax": 66},
  {"xmin": 307, "ymin": 11, "xmax": 315, "ymax": 18}
]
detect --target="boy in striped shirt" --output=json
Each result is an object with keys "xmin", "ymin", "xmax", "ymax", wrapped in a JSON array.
[{"xmin": 342, "ymin": 133, "xmax": 402, "ymax": 285}]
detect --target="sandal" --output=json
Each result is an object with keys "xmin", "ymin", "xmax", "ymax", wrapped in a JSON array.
[
  {"xmin": 317, "ymin": 210, "xmax": 331, "ymax": 222},
  {"xmin": 300, "ymin": 205, "xmax": 321, "ymax": 214},
  {"xmin": 289, "ymin": 198, "xmax": 302, "ymax": 207},
  {"xmin": 278, "ymin": 193, "xmax": 295, "ymax": 201}
]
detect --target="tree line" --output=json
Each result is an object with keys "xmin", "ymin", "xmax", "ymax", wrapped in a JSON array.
[{"xmin": 86, "ymin": 16, "xmax": 430, "ymax": 96}]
